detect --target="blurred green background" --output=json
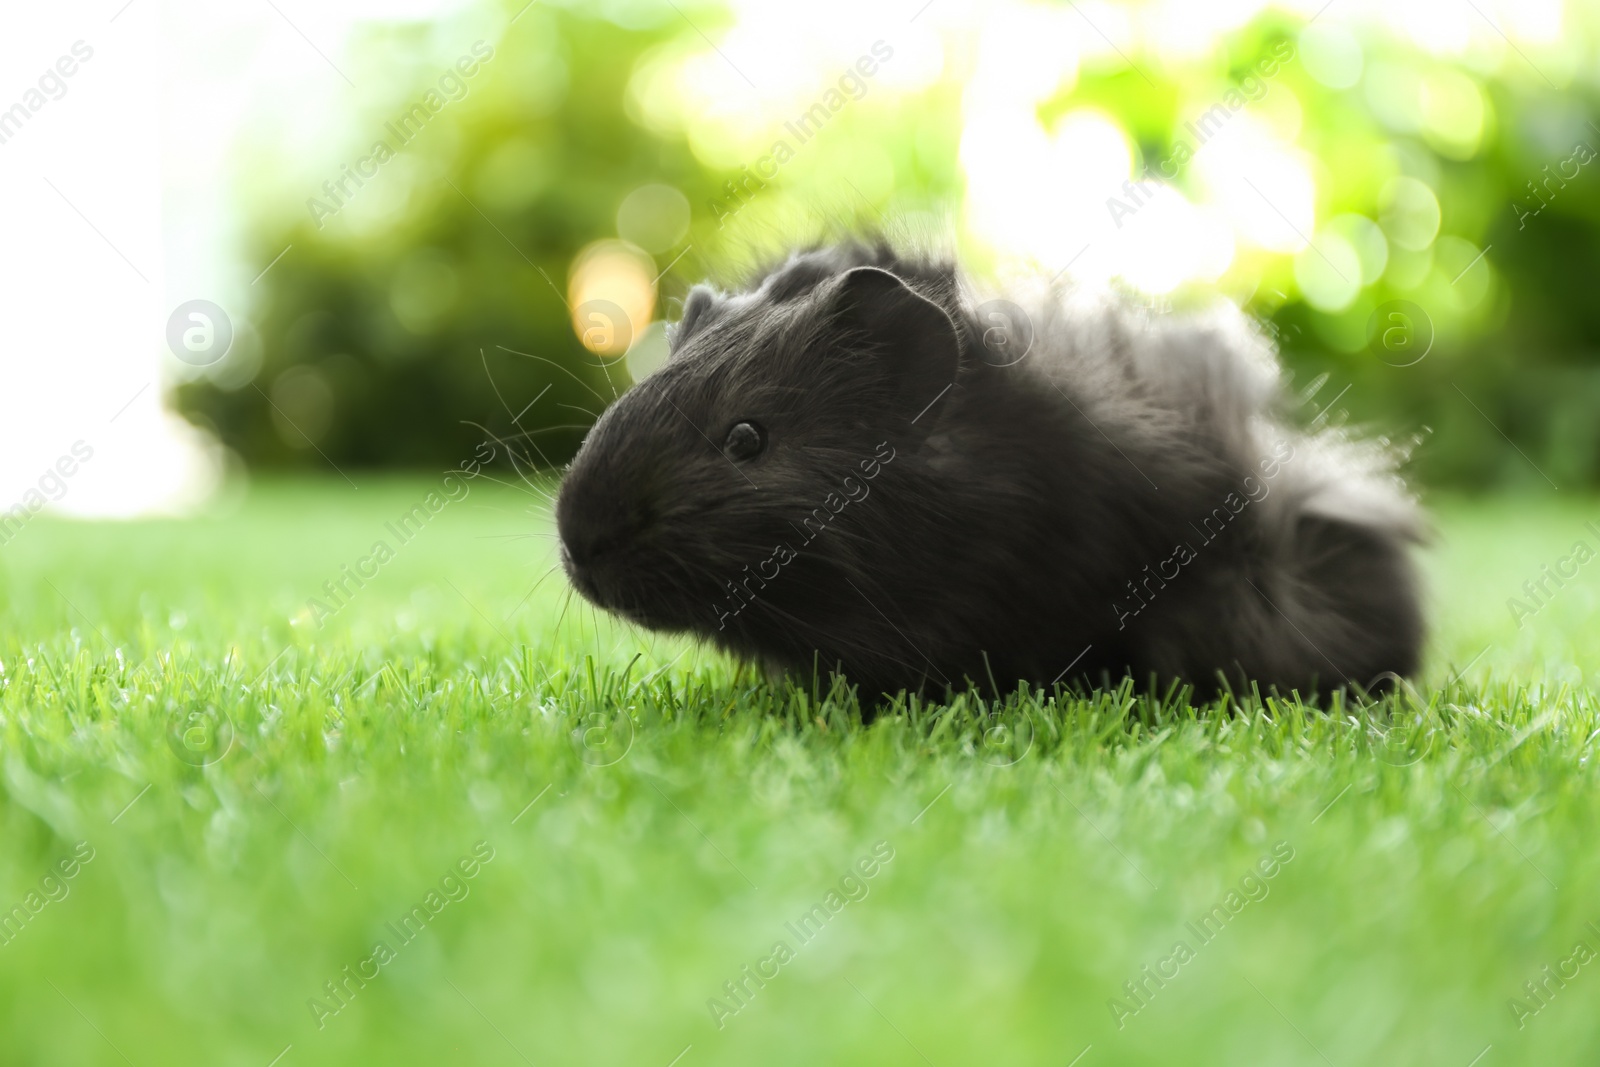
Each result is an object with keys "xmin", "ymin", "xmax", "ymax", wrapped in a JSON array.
[{"xmin": 174, "ymin": 0, "xmax": 1600, "ymax": 490}]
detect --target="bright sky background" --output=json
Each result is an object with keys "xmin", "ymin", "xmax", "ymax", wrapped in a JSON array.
[
  {"xmin": 0, "ymin": 0, "xmax": 473, "ymax": 518},
  {"xmin": 0, "ymin": 0, "xmax": 1570, "ymax": 516}
]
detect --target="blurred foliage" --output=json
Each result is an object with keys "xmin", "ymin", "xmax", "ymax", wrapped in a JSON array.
[
  {"xmin": 178, "ymin": 3, "xmax": 724, "ymax": 469},
  {"xmin": 178, "ymin": 0, "xmax": 1600, "ymax": 489}
]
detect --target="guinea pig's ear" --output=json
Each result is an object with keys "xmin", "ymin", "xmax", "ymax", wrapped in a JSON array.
[
  {"xmin": 828, "ymin": 267, "xmax": 961, "ymax": 435},
  {"xmin": 669, "ymin": 286, "xmax": 717, "ymax": 352}
]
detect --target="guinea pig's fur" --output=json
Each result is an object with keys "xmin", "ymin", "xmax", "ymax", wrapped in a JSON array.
[{"xmin": 556, "ymin": 240, "xmax": 1425, "ymax": 706}]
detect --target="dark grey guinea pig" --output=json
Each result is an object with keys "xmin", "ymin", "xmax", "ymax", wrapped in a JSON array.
[{"xmin": 556, "ymin": 240, "xmax": 1424, "ymax": 704}]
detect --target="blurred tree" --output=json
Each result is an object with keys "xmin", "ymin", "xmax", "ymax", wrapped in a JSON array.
[{"xmin": 178, "ymin": 1, "xmax": 723, "ymax": 471}]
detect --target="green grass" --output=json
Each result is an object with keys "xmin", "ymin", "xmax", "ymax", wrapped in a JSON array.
[{"xmin": 2, "ymin": 477, "xmax": 1599, "ymax": 1065}]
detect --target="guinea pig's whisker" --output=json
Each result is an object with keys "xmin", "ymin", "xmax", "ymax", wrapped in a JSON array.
[
  {"xmin": 505, "ymin": 564, "xmax": 562, "ymax": 622},
  {"xmin": 480, "ymin": 348, "xmax": 541, "ymax": 441},
  {"xmin": 554, "ymin": 584, "xmax": 577, "ymax": 635},
  {"xmin": 461, "ymin": 419, "xmax": 559, "ymax": 502},
  {"xmin": 460, "ymin": 418, "xmax": 541, "ymax": 466},
  {"xmin": 558, "ymin": 402, "xmax": 601, "ymax": 421},
  {"xmin": 496, "ymin": 345, "xmax": 611, "ymax": 406},
  {"xmin": 496, "ymin": 430, "xmax": 564, "ymax": 487},
  {"xmin": 469, "ymin": 470, "xmax": 553, "ymax": 504},
  {"xmin": 594, "ymin": 357, "xmax": 621, "ymax": 401},
  {"xmin": 476, "ymin": 532, "xmax": 557, "ymax": 543},
  {"xmin": 507, "ymin": 457, "xmax": 556, "ymax": 499},
  {"xmin": 502, "ymin": 424, "xmax": 597, "ymax": 438}
]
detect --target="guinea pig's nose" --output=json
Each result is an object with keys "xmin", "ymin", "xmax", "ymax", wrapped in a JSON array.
[
  {"xmin": 566, "ymin": 525, "xmax": 632, "ymax": 564},
  {"xmin": 557, "ymin": 506, "xmax": 649, "ymax": 569}
]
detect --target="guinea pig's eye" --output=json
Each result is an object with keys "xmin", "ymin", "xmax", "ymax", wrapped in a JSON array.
[{"xmin": 723, "ymin": 420, "xmax": 766, "ymax": 462}]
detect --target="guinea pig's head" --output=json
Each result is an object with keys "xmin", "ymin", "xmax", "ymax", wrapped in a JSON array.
[{"xmin": 555, "ymin": 264, "xmax": 961, "ymax": 639}]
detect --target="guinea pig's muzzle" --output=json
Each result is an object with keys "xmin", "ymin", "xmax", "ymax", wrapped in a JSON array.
[
  {"xmin": 557, "ymin": 518, "xmax": 626, "ymax": 609},
  {"xmin": 554, "ymin": 469, "xmax": 659, "ymax": 620}
]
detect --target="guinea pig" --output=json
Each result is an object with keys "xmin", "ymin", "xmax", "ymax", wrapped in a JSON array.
[{"xmin": 556, "ymin": 240, "xmax": 1424, "ymax": 705}]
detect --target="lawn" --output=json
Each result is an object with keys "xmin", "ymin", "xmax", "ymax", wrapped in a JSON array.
[{"xmin": 1, "ymin": 477, "xmax": 1598, "ymax": 1066}]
